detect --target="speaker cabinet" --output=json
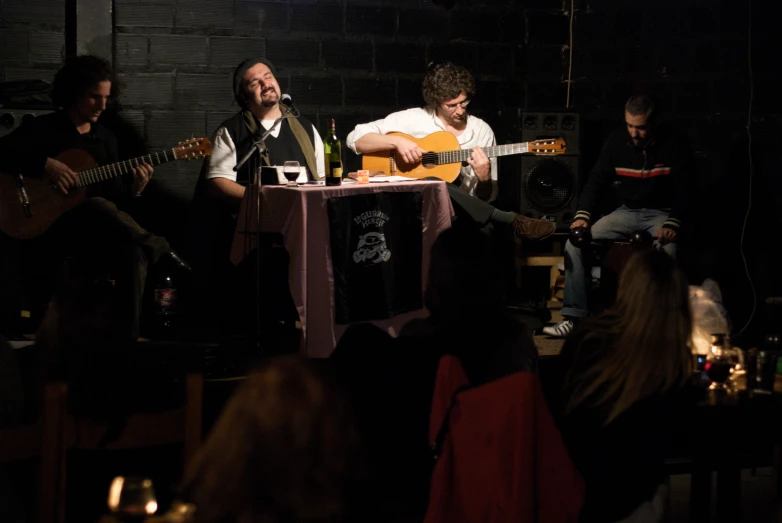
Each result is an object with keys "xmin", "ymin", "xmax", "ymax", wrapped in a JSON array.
[
  {"xmin": 519, "ymin": 155, "xmax": 580, "ymax": 231},
  {"xmin": 0, "ymin": 109, "xmax": 55, "ymax": 138},
  {"xmin": 521, "ymin": 111, "xmax": 580, "ymax": 155}
]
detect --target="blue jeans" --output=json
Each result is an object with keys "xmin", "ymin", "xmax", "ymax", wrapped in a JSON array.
[{"xmin": 561, "ymin": 206, "xmax": 677, "ymax": 319}]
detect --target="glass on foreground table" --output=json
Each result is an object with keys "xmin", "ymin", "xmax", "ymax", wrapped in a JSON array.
[
  {"xmin": 694, "ymin": 333, "xmax": 745, "ymax": 405},
  {"xmin": 101, "ymin": 474, "xmax": 195, "ymax": 523},
  {"xmin": 106, "ymin": 476, "xmax": 157, "ymax": 522}
]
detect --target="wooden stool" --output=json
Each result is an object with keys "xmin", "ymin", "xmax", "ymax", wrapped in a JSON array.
[
  {"xmin": 517, "ymin": 255, "xmax": 564, "ymax": 300},
  {"xmin": 514, "ymin": 233, "xmax": 568, "ymax": 301}
]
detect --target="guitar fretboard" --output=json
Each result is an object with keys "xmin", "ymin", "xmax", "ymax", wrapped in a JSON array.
[
  {"xmin": 434, "ymin": 143, "xmax": 530, "ymax": 165},
  {"xmin": 76, "ymin": 148, "xmax": 181, "ymax": 188}
]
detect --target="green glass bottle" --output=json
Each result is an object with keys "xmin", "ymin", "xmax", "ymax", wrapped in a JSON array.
[{"xmin": 324, "ymin": 118, "xmax": 342, "ymax": 186}]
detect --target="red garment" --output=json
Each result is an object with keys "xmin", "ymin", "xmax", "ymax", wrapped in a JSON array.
[{"xmin": 425, "ymin": 355, "xmax": 584, "ymax": 523}]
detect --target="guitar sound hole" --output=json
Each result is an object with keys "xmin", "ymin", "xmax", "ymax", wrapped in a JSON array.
[{"xmin": 421, "ymin": 152, "xmax": 437, "ymax": 169}]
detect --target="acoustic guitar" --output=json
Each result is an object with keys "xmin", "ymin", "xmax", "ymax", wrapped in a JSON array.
[
  {"xmin": 361, "ymin": 131, "xmax": 567, "ymax": 183},
  {"xmin": 0, "ymin": 137, "xmax": 212, "ymax": 240}
]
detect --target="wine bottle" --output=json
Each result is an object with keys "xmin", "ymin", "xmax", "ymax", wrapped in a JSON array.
[
  {"xmin": 324, "ymin": 118, "xmax": 342, "ymax": 186},
  {"xmin": 153, "ymin": 274, "xmax": 178, "ymax": 340}
]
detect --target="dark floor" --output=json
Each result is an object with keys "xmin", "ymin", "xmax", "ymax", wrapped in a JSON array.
[{"xmin": 669, "ymin": 469, "xmax": 775, "ymax": 522}]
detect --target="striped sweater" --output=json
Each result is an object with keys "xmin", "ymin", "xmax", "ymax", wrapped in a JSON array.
[{"xmin": 575, "ymin": 127, "xmax": 691, "ymax": 231}]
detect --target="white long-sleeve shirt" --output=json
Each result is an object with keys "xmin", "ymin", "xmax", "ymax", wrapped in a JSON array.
[{"xmin": 346, "ymin": 107, "xmax": 498, "ymax": 202}]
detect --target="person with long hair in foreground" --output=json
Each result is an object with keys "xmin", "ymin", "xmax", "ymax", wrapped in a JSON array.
[
  {"xmin": 179, "ymin": 356, "xmax": 365, "ymax": 523},
  {"xmin": 547, "ymin": 249, "xmax": 693, "ymax": 522}
]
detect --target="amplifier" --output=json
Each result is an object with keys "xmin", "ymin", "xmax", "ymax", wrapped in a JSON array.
[
  {"xmin": 0, "ymin": 109, "xmax": 55, "ymax": 138},
  {"xmin": 521, "ymin": 110, "xmax": 580, "ymax": 155}
]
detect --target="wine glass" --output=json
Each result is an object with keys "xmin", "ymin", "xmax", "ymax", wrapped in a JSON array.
[
  {"xmin": 705, "ymin": 340, "xmax": 742, "ymax": 395},
  {"xmin": 283, "ymin": 161, "xmax": 300, "ymax": 187},
  {"xmin": 107, "ymin": 476, "xmax": 158, "ymax": 522},
  {"xmin": 705, "ymin": 348, "xmax": 733, "ymax": 390}
]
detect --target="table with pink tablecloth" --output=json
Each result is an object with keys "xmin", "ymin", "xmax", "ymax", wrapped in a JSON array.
[{"xmin": 230, "ymin": 179, "xmax": 454, "ymax": 358}]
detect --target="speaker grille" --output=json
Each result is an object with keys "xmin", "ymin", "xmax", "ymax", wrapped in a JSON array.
[
  {"xmin": 0, "ymin": 109, "xmax": 55, "ymax": 138},
  {"xmin": 515, "ymin": 155, "xmax": 579, "ymax": 231},
  {"xmin": 522, "ymin": 158, "xmax": 576, "ymax": 213}
]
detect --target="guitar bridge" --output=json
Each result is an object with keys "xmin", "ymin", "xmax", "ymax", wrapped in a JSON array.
[
  {"xmin": 389, "ymin": 153, "xmax": 397, "ymax": 174},
  {"xmin": 15, "ymin": 174, "xmax": 32, "ymax": 217}
]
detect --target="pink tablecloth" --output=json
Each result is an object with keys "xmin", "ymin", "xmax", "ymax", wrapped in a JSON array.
[{"xmin": 230, "ymin": 180, "xmax": 454, "ymax": 358}]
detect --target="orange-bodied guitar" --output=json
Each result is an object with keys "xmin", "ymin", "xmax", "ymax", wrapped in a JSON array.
[
  {"xmin": 361, "ymin": 131, "xmax": 566, "ymax": 182},
  {"xmin": 0, "ymin": 137, "xmax": 212, "ymax": 240}
]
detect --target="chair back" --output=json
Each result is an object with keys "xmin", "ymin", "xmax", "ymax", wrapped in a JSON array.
[{"xmin": 425, "ymin": 355, "xmax": 585, "ymax": 523}]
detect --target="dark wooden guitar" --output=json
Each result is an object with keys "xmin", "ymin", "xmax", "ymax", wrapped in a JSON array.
[
  {"xmin": 361, "ymin": 131, "xmax": 567, "ymax": 183},
  {"xmin": 0, "ymin": 137, "xmax": 212, "ymax": 240}
]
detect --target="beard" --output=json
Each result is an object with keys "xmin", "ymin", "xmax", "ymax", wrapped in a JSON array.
[
  {"xmin": 261, "ymin": 87, "xmax": 279, "ymax": 107},
  {"xmin": 445, "ymin": 113, "xmax": 467, "ymax": 128}
]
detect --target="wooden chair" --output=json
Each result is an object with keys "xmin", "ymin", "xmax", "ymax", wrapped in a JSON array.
[
  {"xmin": 0, "ymin": 380, "xmax": 68, "ymax": 523},
  {"xmin": 0, "ymin": 367, "xmax": 203, "ymax": 523},
  {"xmin": 64, "ymin": 370, "xmax": 203, "ymax": 463},
  {"xmin": 59, "ymin": 368, "xmax": 204, "ymax": 523}
]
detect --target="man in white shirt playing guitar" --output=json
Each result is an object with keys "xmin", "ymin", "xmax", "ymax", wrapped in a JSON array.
[{"xmin": 347, "ymin": 61, "xmax": 556, "ymax": 242}]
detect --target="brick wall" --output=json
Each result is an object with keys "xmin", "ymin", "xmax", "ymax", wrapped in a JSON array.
[
  {"xmin": 107, "ymin": 0, "xmax": 773, "ymax": 189},
  {"xmin": 107, "ymin": 0, "xmax": 779, "ymax": 338},
  {"xmin": 3, "ymin": 1, "xmax": 773, "ymax": 197},
  {"xmin": 1, "ymin": 0, "xmax": 777, "ymax": 286},
  {"xmin": 0, "ymin": 0, "xmax": 66, "ymax": 82}
]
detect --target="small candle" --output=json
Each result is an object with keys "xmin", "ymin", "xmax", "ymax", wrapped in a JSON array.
[{"xmin": 357, "ymin": 169, "xmax": 370, "ymax": 184}]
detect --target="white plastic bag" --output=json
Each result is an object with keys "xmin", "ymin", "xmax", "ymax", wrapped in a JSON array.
[{"xmin": 689, "ymin": 278, "xmax": 730, "ymax": 355}]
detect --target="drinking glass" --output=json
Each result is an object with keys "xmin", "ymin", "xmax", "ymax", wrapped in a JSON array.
[
  {"xmin": 283, "ymin": 161, "xmax": 300, "ymax": 186},
  {"xmin": 107, "ymin": 476, "xmax": 158, "ymax": 522},
  {"xmin": 705, "ymin": 343, "xmax": 741, "ymax": 392}
]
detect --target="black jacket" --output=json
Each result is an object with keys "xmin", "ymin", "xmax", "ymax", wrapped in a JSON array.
[
  {"xmin": 545, "ymin": 327, "xmax": 687, "ymax": 522},
  {"xmin": 0, "ymin": 110, "xmax": 126, "ymax": 202},
  {"xmin": 575, "ymin": 126, "xmax": 692, "ymax": 231}
]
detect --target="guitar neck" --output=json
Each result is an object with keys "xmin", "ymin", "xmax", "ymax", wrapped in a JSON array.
[
  {"xmin": 76, "ymin": 148, "xmax": 180, "ymax": 188},
  {"xmin": 439, "ymin": 142, "xmax": 530, "ymax": 164}
]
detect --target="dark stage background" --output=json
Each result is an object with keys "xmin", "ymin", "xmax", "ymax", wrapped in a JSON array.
[{"xmin": 0, "ymin": 0, "xmax": 779, "ymax": 343}]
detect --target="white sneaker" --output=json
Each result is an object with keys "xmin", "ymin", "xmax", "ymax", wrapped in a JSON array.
[{"xmin": 542, "ymin": 319, "xmax": 574, "ymax": 338}]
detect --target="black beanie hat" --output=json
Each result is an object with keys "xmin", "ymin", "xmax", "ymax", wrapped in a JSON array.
[{"xmin": 233, "ymin": 58, "xmax": 276, "ymax": 108}]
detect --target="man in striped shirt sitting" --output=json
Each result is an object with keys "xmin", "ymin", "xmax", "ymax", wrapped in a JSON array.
[{"xmin": 543, "ymin": 94, "xmax": 692, "ymax": 338}]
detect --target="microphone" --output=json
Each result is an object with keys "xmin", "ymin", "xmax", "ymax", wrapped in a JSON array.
[
  {"xmin": 279, "ymin": 94, "xmax": 294, "ymax": 107},
  {"xmin": 233, "ymin": 94, "xmax": 298, "ymax": 172},
  {"xmin": 279, "ymin": 93, "xmax": 299, "ymax": 116}
]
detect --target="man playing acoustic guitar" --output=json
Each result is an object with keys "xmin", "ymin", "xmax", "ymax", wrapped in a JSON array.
[
  {"xmin": 0, "ymin": 55, "xmax": 190, "ymax": 340},
  {"xmin": 346, "ymin": 61, "xmax": 556, "ymax": 242}
]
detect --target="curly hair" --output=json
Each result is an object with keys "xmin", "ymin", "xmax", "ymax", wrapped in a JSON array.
[
  {"xmin": 421, "ymin": 62, "xmax": 475, "ymax": 109},
  {"xmin": 51, "ymin": 55, "xmax": 118, "ymax": 109}
]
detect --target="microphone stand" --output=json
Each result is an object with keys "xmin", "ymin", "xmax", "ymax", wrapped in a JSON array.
[
  {"xmin": 234, "ymin": 102, "xmax": 297, "ymax": 174},
  {"xmin": 234, "ymin": 101, "xmax": 297, "ymax": 355}
]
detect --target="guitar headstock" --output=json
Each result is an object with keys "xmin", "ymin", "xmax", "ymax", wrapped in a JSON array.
[
  {"xmin": 529, "ymin": 137, "xmax": 567, "ymax": 156},
  {"xmin": 174, "ymin": 138, "xmax": 213, "ymax": 160}
]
